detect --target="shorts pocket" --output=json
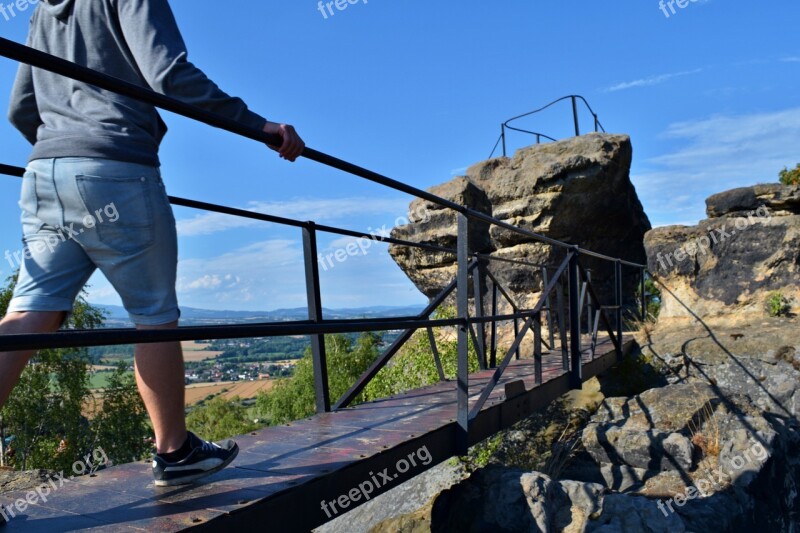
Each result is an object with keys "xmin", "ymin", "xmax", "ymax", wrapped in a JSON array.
[
  {"xmin": 19, "ymin": 170, "xmax": 38, "ymax": 216},
  {"xmin": 19, "ymin": 170, "xmax": 46, "ymax": 235},
  {"xmin": 75, "ymin": 174, "xmax": 154, "ymax": 254}
]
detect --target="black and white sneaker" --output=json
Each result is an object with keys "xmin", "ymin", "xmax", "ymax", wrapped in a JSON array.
[{"xmin": 152, "ymin": 432, "xmax": 239, "ymax": 487}]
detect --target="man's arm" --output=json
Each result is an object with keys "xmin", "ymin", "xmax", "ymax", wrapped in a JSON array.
[
  {"xmin": 116, "ymin": 0, "xmax": 303, "ymax": 161},
  {"xmin": 7, "ymin": 30, "xmax": 42, "ymax": 145}
]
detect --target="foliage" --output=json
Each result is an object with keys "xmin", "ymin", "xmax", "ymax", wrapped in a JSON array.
[
  {"xmin": 254, "ymin": 307, "xmax": 481, "ymax": 426},
  {"xmin": 92, "ymin": 362, "xmax": 150, "ymax": 464},
  {"xmin": 186, "ymin": 396, "xmax": 260, "ymax": 442},
  {"xmin": 1, "ymin": 274, "xmax": 101, "ymax": 471},
  {"xmin": 779, "ymin": 163, "xmax": 800, "ymax": 186},
  {"xmin": 635, "ymin": 275, "xmax": 662, "ymax": 322},
  {"xmin": 767, "ymin": 291, "xmax": 790, "ymax": 317},
  {"xmin": 363, "ymin": 321, "xmax": 480, "ymax": 400},
  {"xmin": 255, "ymin": 332, "xmax": 381, "ymax": 425},
  {"xmin": 0, "ymin": 273, "xmax": 149, "ymax": 470}
]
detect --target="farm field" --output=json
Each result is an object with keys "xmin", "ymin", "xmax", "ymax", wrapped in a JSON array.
[
  {"xmin": 183, "ymin": 379, "xmax": 276, "ymax": 406},
  {"xmin": 181, "ymin": 341, "xmax": 223, "ymax": 362},
  {"xmin": 86, "ymin": 378, "xmax": 277, "ymax": 415}
]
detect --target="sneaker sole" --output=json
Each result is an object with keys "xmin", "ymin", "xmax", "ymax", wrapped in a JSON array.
[{"xmin": 154, "ymin": 443, "xmax": 239, "ymax": 487}]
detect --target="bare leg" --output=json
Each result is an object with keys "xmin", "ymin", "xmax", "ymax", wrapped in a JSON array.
[
  {"xmin": 133, "ymin": 321, "xmax": 187, "ymax": 454},
  {"xmin": 0, "ymin": 311, "xmax": 66, "ymax": 408}
]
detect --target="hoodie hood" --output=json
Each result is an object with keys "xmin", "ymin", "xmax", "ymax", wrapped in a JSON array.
[{"xmin": 40, "ymin": 0, "xmax": 75, "ymax": 20}]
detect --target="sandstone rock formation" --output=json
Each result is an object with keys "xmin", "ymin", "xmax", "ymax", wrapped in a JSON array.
[
  {"xmin": 366, "ymin": 380, "xmax": 799, "ymax": 532},
  {"xmin": 389, "ymin": 133, "xmax": 651, "ymax": 308},
  {"xmin": 645, "ymin": 183, "xmax": 800, "ymax": 319}
]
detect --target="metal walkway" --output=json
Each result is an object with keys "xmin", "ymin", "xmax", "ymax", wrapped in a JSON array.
[{"xmin": 0, "ymin": 336, "xmax": 633, "ymax": 532}]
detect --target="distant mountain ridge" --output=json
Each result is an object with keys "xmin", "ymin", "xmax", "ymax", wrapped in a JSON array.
[{"xmin": 97, "ymin": 304, "xmax": 425, "ymax": 328}]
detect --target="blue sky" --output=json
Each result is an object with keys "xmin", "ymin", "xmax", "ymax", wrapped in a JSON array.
[{"xmin": 0, "ymin": 0, "xmax": 798, "ymax": 311}]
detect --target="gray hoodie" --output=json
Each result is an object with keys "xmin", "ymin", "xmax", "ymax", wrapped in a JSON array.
[{"xmin": 8, "ymin": 0, "xmax": 267, "ymax": 166}]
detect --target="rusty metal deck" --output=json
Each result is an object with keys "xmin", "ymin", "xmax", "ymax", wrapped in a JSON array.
[{"xmin": 0, "ymin": 336, "xmax": 634, "ymax": 532}]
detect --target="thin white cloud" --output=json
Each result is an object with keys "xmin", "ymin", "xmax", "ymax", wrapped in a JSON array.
[
  {"xmin": 633, "ymin": 107, "xmax": 800, "ymax": 227},
  {"xmin": 174, "ymin": 239, "xmax": 307, "ymax": 308},
  {"xmin": 781, "ymin": 56, "xmax": 800, "ymax": 63},
  {"xmin": 604, "ymin": 68, "xmax": 703, "ymax": 92},
  {"xmin": 175, "ymin": 196, "xmax": 410, "ymax": 237}
]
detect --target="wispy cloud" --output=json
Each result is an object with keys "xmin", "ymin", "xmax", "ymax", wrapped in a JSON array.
[
  {"xmin": 633, "ymin": 107, "xmax": 800, "ymax": 227},
  {"xmin": 174, "ymin": 239, "xmax": 307, "ymax": 307},
  {"xmin": 175, "ymin": 196, "xmax": 409, "ymax": 237},
  {"xmin": 781, "ymin": 56, "xmax": 800, "ymax": 63},
  {"xmin": 83, "ymin": 235, "xmax": 426, "ymax": 311},
  {"xmin": 604, "ymin": 68, "xmax": 703, "ymax": 92}
]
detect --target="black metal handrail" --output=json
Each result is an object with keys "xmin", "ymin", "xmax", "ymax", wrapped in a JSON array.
[
  {"xmin": 489, "ymin": 95, "xmax": 607, "ymax": 158},
  {"xmin": 0, "ymin": 37, "xmax": 644, "ymax": 452}
]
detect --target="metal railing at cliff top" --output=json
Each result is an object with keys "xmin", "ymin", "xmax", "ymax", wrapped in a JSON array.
[
  {"xmin": 489, "ymin": 95, "xmax": 606, "ymax": 158},
  {"xmin": 0, "ymin": 36, "xmax": 645, "ymax": 452}
]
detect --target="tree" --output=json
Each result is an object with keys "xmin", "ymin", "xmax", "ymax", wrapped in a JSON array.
[
  {"xmin": 255, "ymin": 332, "xmax": 381, "ymax": 425},
  {"xmin": 255, "ymin": 312, "xmax": 480, "ymax": 426},
  {"xmin": 779, "ymin": 163, "xmax": 800, "ymax": 186},
  {"xmin": 92, "ymin": 361, "xmax": 150, "ymax": 465},
  {"xmin": 364, "ymin": 317, "xmax": 480, "ymax": 400},
  {"xmin": 186, "ymin": 396, "xmax": 259, "ymax": 442},
  {"xmin": 0, "ymin": 273, "xmax": 150, "ymax": 470},
  {"xmin": 0, "ymin": 273, "xmax": 103, "ymax": 471}
]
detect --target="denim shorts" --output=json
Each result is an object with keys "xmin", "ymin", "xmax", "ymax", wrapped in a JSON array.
[{"xmin": 8, "ymin": 158, "xmax": 180, "ymax": 326}]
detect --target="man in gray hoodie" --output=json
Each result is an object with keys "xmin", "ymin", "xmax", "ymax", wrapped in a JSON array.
[{"xmin": 1, "ymin": 0, "xmax": 303, "ymax": 487}]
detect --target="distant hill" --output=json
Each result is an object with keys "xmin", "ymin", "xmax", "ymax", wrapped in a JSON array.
[{"xmin": 97, "ymin": 304, "xmax": 425, "ymax": 328}]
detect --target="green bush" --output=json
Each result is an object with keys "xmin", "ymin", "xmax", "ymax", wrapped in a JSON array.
[
  {"xmin": 255, "ymin": 308, "xmax": 480, "ymax": 426},
  {"xmin": 364, "ymin": 324, "xmax": 480, "ymax": 400},
  {"xmin": 0, "ymin": 273, "xmax": 149, "ymax": 470},
  {"xmin": 767, "ymin": 291, "xmax": 790, "ymax": 317},
  {"xmin": 187, "ymin": 396, "xmax": 259, "ymax": 442},
  {"xmin": 255, "ymin": 332, "xmax": 381, "ymax": 425},
  {"xmin": 779, "ymin": 163, "xmax": 800, "ymax": 186}
]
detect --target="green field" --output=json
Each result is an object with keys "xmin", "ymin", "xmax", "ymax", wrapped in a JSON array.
[{"xmin": 89, "ymin": 370, "xmax": 134, "ymax": 390}]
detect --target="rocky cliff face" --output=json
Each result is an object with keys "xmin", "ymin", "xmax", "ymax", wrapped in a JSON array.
[
  {"xmin": 645, "ymin": 184, "xmax": 800, "ymax": 319},
  {"xmin": 389, "ymin": 133, "xmax": 651, "ymax": 307},
  {"xmin": 326, "ymin": 180, "xmax": 800, "ymax": 533}
]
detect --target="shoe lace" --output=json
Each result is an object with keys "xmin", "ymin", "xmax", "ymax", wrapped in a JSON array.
[{"xmin": 199, "ymin": 439, "xmax": 220, "ymax": 453}]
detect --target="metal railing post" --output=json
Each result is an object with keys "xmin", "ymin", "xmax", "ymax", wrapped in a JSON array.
[
  {"xmin": 571, "ymin": 96, "xmax": 580, "ymax": 137},
  {"xmin": 615, "ymin": 260, "xmax": 623, "ymax": 360},
  {"xmin": 501, "ymin": 124, "xmax": 507, "ymax": 157},
  {"xmin": 568, "ymin": 250, "xmax": 582, "ymax": 389},
  {"xmin": 556, "ymin": 275, "xmax": 569, "ymax": 371},
  {"xmin": 534, "ymin": 312, "xmax": 542, "ymax": 385},
  {"xmin": 640, "ymin": 268, "xmax": 647, "ymax": 322},
  {"xmin": 473, "ymin": 255, "xmax": 487, "ymax": 369},
  {"xmin": 542, "ymin": 267, "xmax": 555, "ymax": 350},
  {"xmin": 302, "ymin": 222, "xmax": 331, "ymax": 413},
  {"xmin": 456, "ymin": 213, "xmax": 470, "ymax": 453},
  {"xmin": 586, "ymin": 269, "xmax": 593, "ymax": 337},
  {"xmin": 490, "ymin": 281, "xmax": 498, "ymax": 368}
]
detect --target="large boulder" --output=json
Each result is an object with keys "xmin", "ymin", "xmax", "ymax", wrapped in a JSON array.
[
  {"xmin": 645, "ymin": 184, "xmax": 800, "ymax": 319},
  {"xmin": 389, "ymin": 133, "xmax": 651, "ymax": 308}
]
